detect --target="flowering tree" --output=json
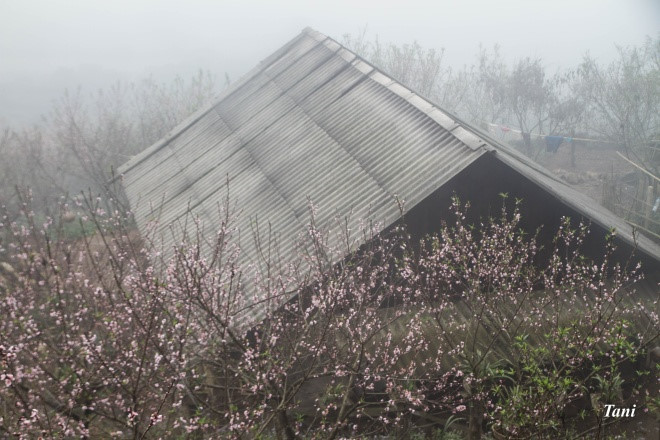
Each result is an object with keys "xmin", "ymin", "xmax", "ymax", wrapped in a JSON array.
[
  {"xmin": 175, "ymin": 209, "xmax": 430, "ymax": 438},
  {"xmin": 401, "ymin": 196, "xmax": 657, "ymax": 439},
  {"xmin": 0, "ymin": 192, "xmax": 657, "ymax": 438},
  {"xmin": 0, "ymin": 193, "xmax": 197, "ymax": 438}
]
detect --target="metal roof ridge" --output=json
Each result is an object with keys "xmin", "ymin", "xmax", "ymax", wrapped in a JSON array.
[
  {"xmin": 115, "ymin": 26, "xmax": 488, "ymax": 182},
  {"xmin": 308, "ymin": 29, "xmax": 488, "ymax": 153}
]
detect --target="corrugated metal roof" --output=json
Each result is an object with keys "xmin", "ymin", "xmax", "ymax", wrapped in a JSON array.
[{"xmin": 118, "ymin": 27, "xmax": 659, "ymax": 326}]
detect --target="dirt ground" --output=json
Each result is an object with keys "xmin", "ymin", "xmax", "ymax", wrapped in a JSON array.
[
  {"xmin": 531, "ymin": 140, "xmax": 636, "ymax": 201},
  {"xmin": 502, "ymin": 138, "xmax": 657, "ymax": 228}
]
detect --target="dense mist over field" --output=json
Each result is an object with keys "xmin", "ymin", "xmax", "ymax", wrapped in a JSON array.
[{"xmin": 1, "ymin": 0, "xmax": 658, "ymax": 125}]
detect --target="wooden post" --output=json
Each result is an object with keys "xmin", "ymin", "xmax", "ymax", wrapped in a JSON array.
[
  {"xmin": 644, "ymin": 185, "xmax": 654, "ymax": 229},
  {"xmin": 637, "ymin": 176, "xmax": 646, "ymax": 224},
  {"xmin": 570, "ymin": 129, "xmax": 576, "ymax": 168}
]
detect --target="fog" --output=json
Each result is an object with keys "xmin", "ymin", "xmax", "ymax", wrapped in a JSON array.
[
  {"xmin": 1, "ymin": 0, "xmax": 658, "ymax": 125},
  {"xmin": 0, "ymin": 2, "xmax": 659, "ymax": 437}
]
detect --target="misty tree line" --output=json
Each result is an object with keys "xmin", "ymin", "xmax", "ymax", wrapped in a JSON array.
[
  {"xmin": 343, "ymin": 33, "xmax": 658, "ymax": 159},
  {"xmin": 0, "ymin": 36, "xmax": 658, "ymax": 232},
  {"xmin": 0, "ymin": 71, "xmax": 219, "ymax": 216}
]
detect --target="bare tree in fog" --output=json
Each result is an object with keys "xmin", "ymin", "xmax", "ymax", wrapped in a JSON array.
[
  {"xmin": 577, "ymin": 37, "xmax": 659, "ymax": 167},
  {"xmin": 0, "ymin": 71, "xmax": 221, "ymax": 213}
]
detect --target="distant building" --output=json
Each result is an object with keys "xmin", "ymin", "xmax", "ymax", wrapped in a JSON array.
[{"xmin": 118, "ymin": 28, "xmax": 659, "ymax": 326}]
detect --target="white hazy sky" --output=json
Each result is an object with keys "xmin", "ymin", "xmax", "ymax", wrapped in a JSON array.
[{"xmin": 1, "ymin": 0, "xmax": 658, "ymax": 124}]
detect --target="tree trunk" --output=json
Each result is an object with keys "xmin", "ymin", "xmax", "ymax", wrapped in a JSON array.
[
  {"xmin": 468, "ymin": 401, "xmax": 483, "ymax": 440},
  {"xmin": 275, "ymin": 409, "xmax": 296, "ymax": 440}
]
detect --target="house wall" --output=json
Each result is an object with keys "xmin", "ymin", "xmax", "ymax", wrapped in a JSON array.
[{"xmin": 398, "ymin": 153, "xmax": 659, "ymax": 281}]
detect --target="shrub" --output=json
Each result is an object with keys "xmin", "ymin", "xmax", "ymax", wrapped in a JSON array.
[{"xmin": 0, "ymin": 194, "xmax": 656, "ymax": 439}]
